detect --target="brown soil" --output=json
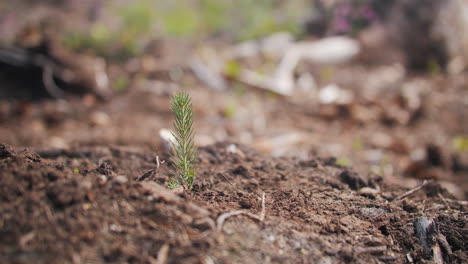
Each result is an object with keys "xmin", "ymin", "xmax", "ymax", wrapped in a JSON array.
[
  {"xmin": 0, "ymin": 7, "xmax": 467, "ymax": 262},
  {"xmin": 0, "ymin": 139, "xmax": 466, "ymax": 263},
  {"xmin": 1, "ymin": 49, "xmax": 467, "ymax": 262}
]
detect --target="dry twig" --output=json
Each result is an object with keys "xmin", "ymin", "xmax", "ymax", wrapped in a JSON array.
[
  {"xmin": 439, "ymin": 195, "xmax": 468, "ymax": 207},
  {"xmin": 394, "ymin": 180, "xmax": 429, "ymax": 201},
  {"xmin": 136, "ymin": 156, "xmax": 166, "ymax": 181},
  {"xmin": 355, "ymin": 245, "xmax": 387, "ymax": 255},
  {"xmin": 437, "ymin": 193, "xmax": 450, "ymax": 208},
  {"xmin": 155, "ymin": 155, "xmax": 165, "ymax": 169},
  {"xmin": 218, "ymin": 172, "xmax": 263, "ymax": 199},
  {"xmin": 216, "ymin": 192, "xmax": 266, "ymax": 231},
  {"xmin": 136, "ymin": 168, "xmax": 156, "ymax": 181},
  {"xmin": 259, "ymin": 192, "xmax": 266, "ymax": 221},
  {"xmin": 218, "ymin": 173, "xmax": 243, "ymax": 193},
  {"xmin": 156, "ymin": 243, "xmax": 170, "ymax": 264}
]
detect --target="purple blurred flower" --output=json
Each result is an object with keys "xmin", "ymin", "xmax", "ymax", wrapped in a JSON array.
[
  {"xmin": 361, "ymin": 6, "xmax": 376, "ymax": 21},
  {"xmin": 326, "ymin": 0, "xmax": 378, "ymax": 34},
  {"xmin": 334, "ymin": 17, "xmax": 351, "ymax": 32}
]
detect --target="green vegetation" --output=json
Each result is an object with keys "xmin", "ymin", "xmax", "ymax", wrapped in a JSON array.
[
  {"xmin": 352, "ymin": 138, "xmax": 364, "ymax": 151},
  {"xmin": 113, "ymin": 76, "xmax": 129, "ymax": 93},
  {"xmin": 63, "ymin": 0, "xmax": 155, "ymax": 60},
  {"xmin": 336, "ymin": 157, "xmax": 352, "ymax": 167},
  {"xmin": 62, "ymin": 0, "xmax": 309, "ymax": 59},
  {"xmin": 223, "ymin": 100, "xmax": 237, "ymax": 119},
  {"xmin": 156, "ymin": 0, "xmax": 307, "ymax": 39},
  {"xmin": 223, "ymin": 60, "xmax": 242, "ymax": 79},
  {"xmin": 369, "ymin": 155, "xmax": 391, "ymax": 176},
  {"xmin": 452, "ymin": 136, "xmax": 468, "ymax": 152},
  {"xmin": 169, "ymin": 92, "xmax": 197, "ymax": 189},
  {"xmin": 319, "ymin": 66, "xmax": 335, "ymax": 82}
]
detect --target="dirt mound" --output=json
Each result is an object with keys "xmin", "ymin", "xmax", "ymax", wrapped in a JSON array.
[{"xmin": 1, "ymin": 142, "xmax": 466, "ymax": 263}]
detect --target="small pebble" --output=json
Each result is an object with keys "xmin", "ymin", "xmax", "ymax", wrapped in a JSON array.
[
  {"xmin": 226, "ymin": 144, "xmax": 246, "ymax": 158},
  {"xmin": 48, "ymin": 136, "xmax": 68, "ymax": 149},
  {"xmin": 358, "ymin": 187, "xmax": 380, "ymax": 197},
  {"xmin": 98, "ymin": 174, "xmax": 108, "ymax": 184},
  {"xmin": 80, "ymin": 180, "xmax": 93, "ymax": 190},
  {"xmin": 360, "ymin": 207, "xmax": 386, "ymax": 218},
  {"xmin": 171, "ymin": 185, "xmax": 185, "ymax": 194},
  {"xmin": 89, "ymin": 111, "xmax": 111, "ymax": 126},
  {"xmin": 115, "ymin": 175, "xmax": 128, "ymax": 184},
  {"xmin": 226, "ymin": 144, "xmax": 237, "ymax": 154}
]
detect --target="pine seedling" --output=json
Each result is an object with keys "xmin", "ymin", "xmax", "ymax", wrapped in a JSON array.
[{"xmin": 169, "ymin": 92, "xmax": 197, "ymax": 189}]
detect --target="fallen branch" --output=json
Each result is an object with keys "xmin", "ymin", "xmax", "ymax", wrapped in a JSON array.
[
  {"xmin": 216, "ymin": 192, "xmax": 266, "ymax": 231},
  {"xmin": 38, "ymin": 55, "xmax": 67, "ymax": 98},
  {"xmin": 394, "ymin": 180, "xmax": 429, "ymax": 201},
  {"xmin": 0, "ymin": 40, "xmax": 110, "ymax": 100}
]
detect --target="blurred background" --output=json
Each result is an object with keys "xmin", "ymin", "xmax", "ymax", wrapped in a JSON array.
[{"xmin": 0, "ymin": 0, "xmax": 467, "ymax": 198}]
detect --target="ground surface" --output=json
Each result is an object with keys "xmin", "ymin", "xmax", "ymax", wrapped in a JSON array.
[
  {"xmin": 1, "ymin": 142, "xmax": 466, "ymax": 264},
  {"xmin": 1, "ymin": 44, "xmax": 468, "ymax": 263},
  {"xmin": 0, "ymin": 4, "xmax": 467, "ymax": 262}
]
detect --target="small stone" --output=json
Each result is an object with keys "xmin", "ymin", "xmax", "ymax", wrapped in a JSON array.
[
  {"xmin": 80, "ymin": 180, "xmax": 93, "ymax": 190},
  {"xmin": 414, "ymin": 216, "xmax": 434, "ymax": 258},
  {"xmin": 226, "ymin": 144, "xmax": 246, "ymax": 158},
  {"xmin": 359, "ymin": 207, "xmax": 386, "ymax": 218},
  {"xmin": 109, "ymin": 224, "xmax": 123, "ymax": 233},
  {"xmin": 48, "ymin": 136, "xmax": 68, "ymax": 149},
  {"xmin": 370, "ymin": 132, "xmax": 392, "ymax": 148},
  {"xmin": 98, "ymin": 174, "xmax": 108, "ymax": 184},
  {"xmin": 358, "ymin": 187, "xmax": 380, "ymax": 197},
  {"xmin": 89, "ymin": 111, "xmax": 111, "ymax": 126},
  {"xmin": 115, "ymin": 175, "xmax": 128, "ymax": 184},
  {"xmin": 319, "ymin": 84, "xmax": 353, "ymax": 105},
  {"xmin": 226, "ymin": 144, "xmax": 237, "ymax": 154},
  {"xmin": 171, "ymin": 185, "xmax": 185, "ymax": 194}
]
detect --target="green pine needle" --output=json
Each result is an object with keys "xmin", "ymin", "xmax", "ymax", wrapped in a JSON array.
[{"xmin": 169, "ymin": 92, "xmax": 197, "ymax": 189}]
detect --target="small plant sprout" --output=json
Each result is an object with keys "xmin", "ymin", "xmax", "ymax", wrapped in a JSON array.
[{"xmin": 169, "ymin": 92, "xmax": 197, "ymax": 189}]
